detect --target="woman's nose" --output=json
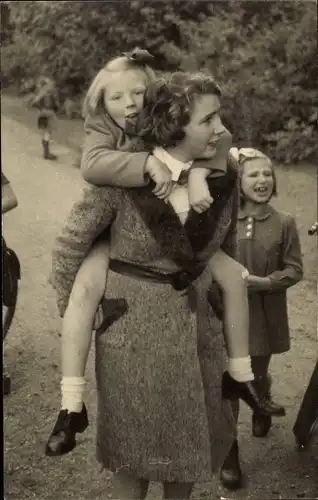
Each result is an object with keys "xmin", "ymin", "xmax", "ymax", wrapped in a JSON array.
[{"xmin": 212, "ymin": 117, "xmax": 224, "ymax": 135}]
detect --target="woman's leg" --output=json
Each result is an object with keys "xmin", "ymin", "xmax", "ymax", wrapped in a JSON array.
[
  {"xmin": 111, "ymin": 469, "xmax": 149, "ymax": 500},
  {"xmin": 208, "ymin": 249, "xmax": 252, "ymax": 382},
  {"xmin": 162, "ymin": 482, "xmax": 194, "ymax": 499}
]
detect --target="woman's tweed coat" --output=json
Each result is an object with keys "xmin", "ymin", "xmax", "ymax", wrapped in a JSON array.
[
  {"xmin": 237, "ymin": 204, "xmax": 303, "ymax": 355},
  {"xmin": 51, "ymin": 166, "xmax": 239, "ymax": 483}
]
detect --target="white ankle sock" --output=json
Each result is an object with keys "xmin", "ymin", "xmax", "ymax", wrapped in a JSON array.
[
  {"xmin": 61, "ymin": 376, "xmax": 85, "ymax": 413},
  {"xmin": 228, "ymin": 356, "xmax": 254, "ymax": 382}
]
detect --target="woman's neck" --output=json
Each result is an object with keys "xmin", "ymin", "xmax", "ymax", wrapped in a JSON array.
[
  {"xmin": 243, "ymin": 200, "xmax": 269, "ymax": 216},
  {"xmin": 164, "ymin": 144, "xmax": 192, "ymax": 163}
]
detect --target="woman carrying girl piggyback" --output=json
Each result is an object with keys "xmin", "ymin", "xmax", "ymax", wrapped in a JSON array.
[{"xmin": 46, "ymin": 50, "xmax": 281, "ymax": 467}]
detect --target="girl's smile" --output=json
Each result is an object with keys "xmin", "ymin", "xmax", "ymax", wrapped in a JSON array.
[{"xmin": 241, "ymin": 159, "xmax": 274, "ymax": 204}]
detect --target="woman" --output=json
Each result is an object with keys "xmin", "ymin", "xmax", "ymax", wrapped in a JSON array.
[{"xmin": 49, "ymin": 72, "xmax": 241, "ymax": 499}]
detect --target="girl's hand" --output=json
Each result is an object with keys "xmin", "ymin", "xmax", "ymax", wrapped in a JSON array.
[
  {"xmin": 247, "ymin": 274, "xmax": 271, "ymax": 292},
  {"xmin": 144, "ymin": 156, "xmax": 173, "ymax": 200},
  {"xmin": 188, "ymin": 169, "xmax": 214, "ymax": 213}
]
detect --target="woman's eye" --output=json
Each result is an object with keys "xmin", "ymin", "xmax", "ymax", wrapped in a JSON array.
[
  {"xmin": 135, "ymin": 90, "xmax": 145, "ymax": 96},
  {"xmin": 110, "ymin": 95, "xmax": 121, "ymax": 100}
]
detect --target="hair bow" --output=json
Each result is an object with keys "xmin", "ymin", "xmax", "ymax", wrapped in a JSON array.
[{"xmin": 122, "ymin": 47, "xmax": 155, "ymax": 64}]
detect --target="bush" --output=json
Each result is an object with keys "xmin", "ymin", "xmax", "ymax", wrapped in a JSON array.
[{"xmin": 1, "ymin": 0, "xmax": 317, "ymax": 164}]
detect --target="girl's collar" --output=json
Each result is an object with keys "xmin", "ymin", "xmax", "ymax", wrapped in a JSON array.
[{"xmin": 238, "ymin": 203, "xmax": 273, "ymax": 221}]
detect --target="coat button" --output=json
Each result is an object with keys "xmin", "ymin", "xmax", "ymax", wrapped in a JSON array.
[
  {"xmin": 246, "ymin": 231, "xmax": 252, "ymax": 237},
  {"xmin": 247, "ymin": 223, "xmax": 252, "ymax": 230},
  {"xmin": 247, "ymin": 217, "xmax": 253, "ymax": 222}
]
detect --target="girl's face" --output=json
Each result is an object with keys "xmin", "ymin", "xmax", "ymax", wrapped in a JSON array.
[
  {"xmin": 103, "ymin": 69, "xmax": 148, "ymax": 128},
  {"xmin": 181, "ymin": 94, "xmax": 226, "ymax": 159},
  {"xmin": 241, "ymin": 159, "xmax": 274, "ymax": 204}
]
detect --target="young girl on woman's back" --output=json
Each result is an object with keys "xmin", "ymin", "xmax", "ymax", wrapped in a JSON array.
[{"xmin": 46, "ymin": 57, "xmax": 281, "ymax": 457}]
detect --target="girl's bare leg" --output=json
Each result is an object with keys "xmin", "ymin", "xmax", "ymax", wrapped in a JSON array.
[
  {"xmin": 61, "ymin": 239, "xmax": 110, "ymax": 412},
  {"xmin": 208, "ymin": 249, "xmax": 253, "ymax": 382}
]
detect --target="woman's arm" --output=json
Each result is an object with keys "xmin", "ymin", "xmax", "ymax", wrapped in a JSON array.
[
  {"xmin": 2, "ymin": 175, "xmax": 18, "ymax": 214},
  {"xmin": 81, "ymin": 113, "xmax": 150, "ymax": 187},
  {"xmin": 51, "ymin": 185, "xmax": 120, "ymax": 316}
]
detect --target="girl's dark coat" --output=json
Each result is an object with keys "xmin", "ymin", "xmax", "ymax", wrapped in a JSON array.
[{"xmin": 237, "ymin": 205, "xmax": 303, "ymax": 355}]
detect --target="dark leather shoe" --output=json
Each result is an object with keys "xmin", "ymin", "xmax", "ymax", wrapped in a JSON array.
[
  {"xmin": 252, "ymin": 412, "xmax": 272, "ymax": 437},
  {"xmin": 254, "ymin": 375, "xmax": 286, "ymax": 417},
  {"xmin": 220, "ymin": 440, "xmax": 243, "ymax": 490},
  {"xmin": 222, "ymin": 371, "xmax": 286, "ymax": 416},
  {"xmin": 45, "ymin": 403, "xmax": 88, "ymax": 456}
]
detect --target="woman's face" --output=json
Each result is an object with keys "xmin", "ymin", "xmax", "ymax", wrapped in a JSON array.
[
  {"xmin": 241, "ymin": 159, "xmax": 274, "ymax": 204},
  {"xmin": 103, "ymin": 69, "xmax": 148, "ymax": 129},
  {"xmin": 181, "ymin": 94, "xmax": 226, "ymax": 159}
]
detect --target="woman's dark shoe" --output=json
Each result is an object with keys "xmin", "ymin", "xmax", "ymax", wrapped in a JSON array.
[
  {"xmin": 252, "ymin": 413, "xmax": 272, "ymax": 437},
  {"xmin": 220, "ymin": 440, "xmax": 243, "ymax": 490},
  {"xmin": 45, "ymin": 403, "xmax": 88, "ymax": 456},
  {"xmin": 222, "ymin": 371, "xmax": 286, "ymax": 416}
]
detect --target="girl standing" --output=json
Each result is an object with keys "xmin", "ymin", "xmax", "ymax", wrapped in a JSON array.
[{"xmin": 236, "ymin": 147, "xmax": 303, "ymax": 437}]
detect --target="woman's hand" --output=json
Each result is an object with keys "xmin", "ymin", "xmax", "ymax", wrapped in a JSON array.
[{"xmin": 247, "ymin": 274, "xmax": 271, "ymax": 292}]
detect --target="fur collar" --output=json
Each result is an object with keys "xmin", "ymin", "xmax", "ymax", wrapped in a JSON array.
[{"xmin": 127, "ymin": 163, "xmax": 238, "ymax": 272}]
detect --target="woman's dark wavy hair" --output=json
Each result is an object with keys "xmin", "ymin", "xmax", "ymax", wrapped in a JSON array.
[{"xmin": 136, "ymin": 71, "xmax": 222, "ymax": 148}]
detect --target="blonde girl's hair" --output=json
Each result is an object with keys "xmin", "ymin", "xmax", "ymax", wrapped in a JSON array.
[
  {"xmin": 82, "ymin": 54, "xmax": 156, "ymax": 118},
  {"xmin": 237, "ymin": 148, "xmax": 277, "ymax": 206}
]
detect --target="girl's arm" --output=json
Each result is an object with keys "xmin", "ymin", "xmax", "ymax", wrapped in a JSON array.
[
  {"xmin": 81, "ymin": 113, "xmax": 150, "ymax": 187},
  {"xmin": 2, "ymin": 175, "xmax": 18, "ymax": 214},
  {"xmin": 51, "ymin": 184, "xmax": 120, "ymax": 317},
  {"xmin": 248, "ymin": 214, "xmax": 304, "ymax": 293},
  {"xmin": 266, "ymin": 214, "xmax": 303, "ymax": 290}
]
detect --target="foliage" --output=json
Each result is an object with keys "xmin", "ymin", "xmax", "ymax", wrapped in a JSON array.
[{"xmin": 1, "ymin": 0, "xmax": 317, "ymax": 163}]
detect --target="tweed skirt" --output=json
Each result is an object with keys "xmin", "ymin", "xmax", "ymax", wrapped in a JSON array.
[{"xmin": 95, "ymin": 267, "xmax": 236, "ymax": 483}]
